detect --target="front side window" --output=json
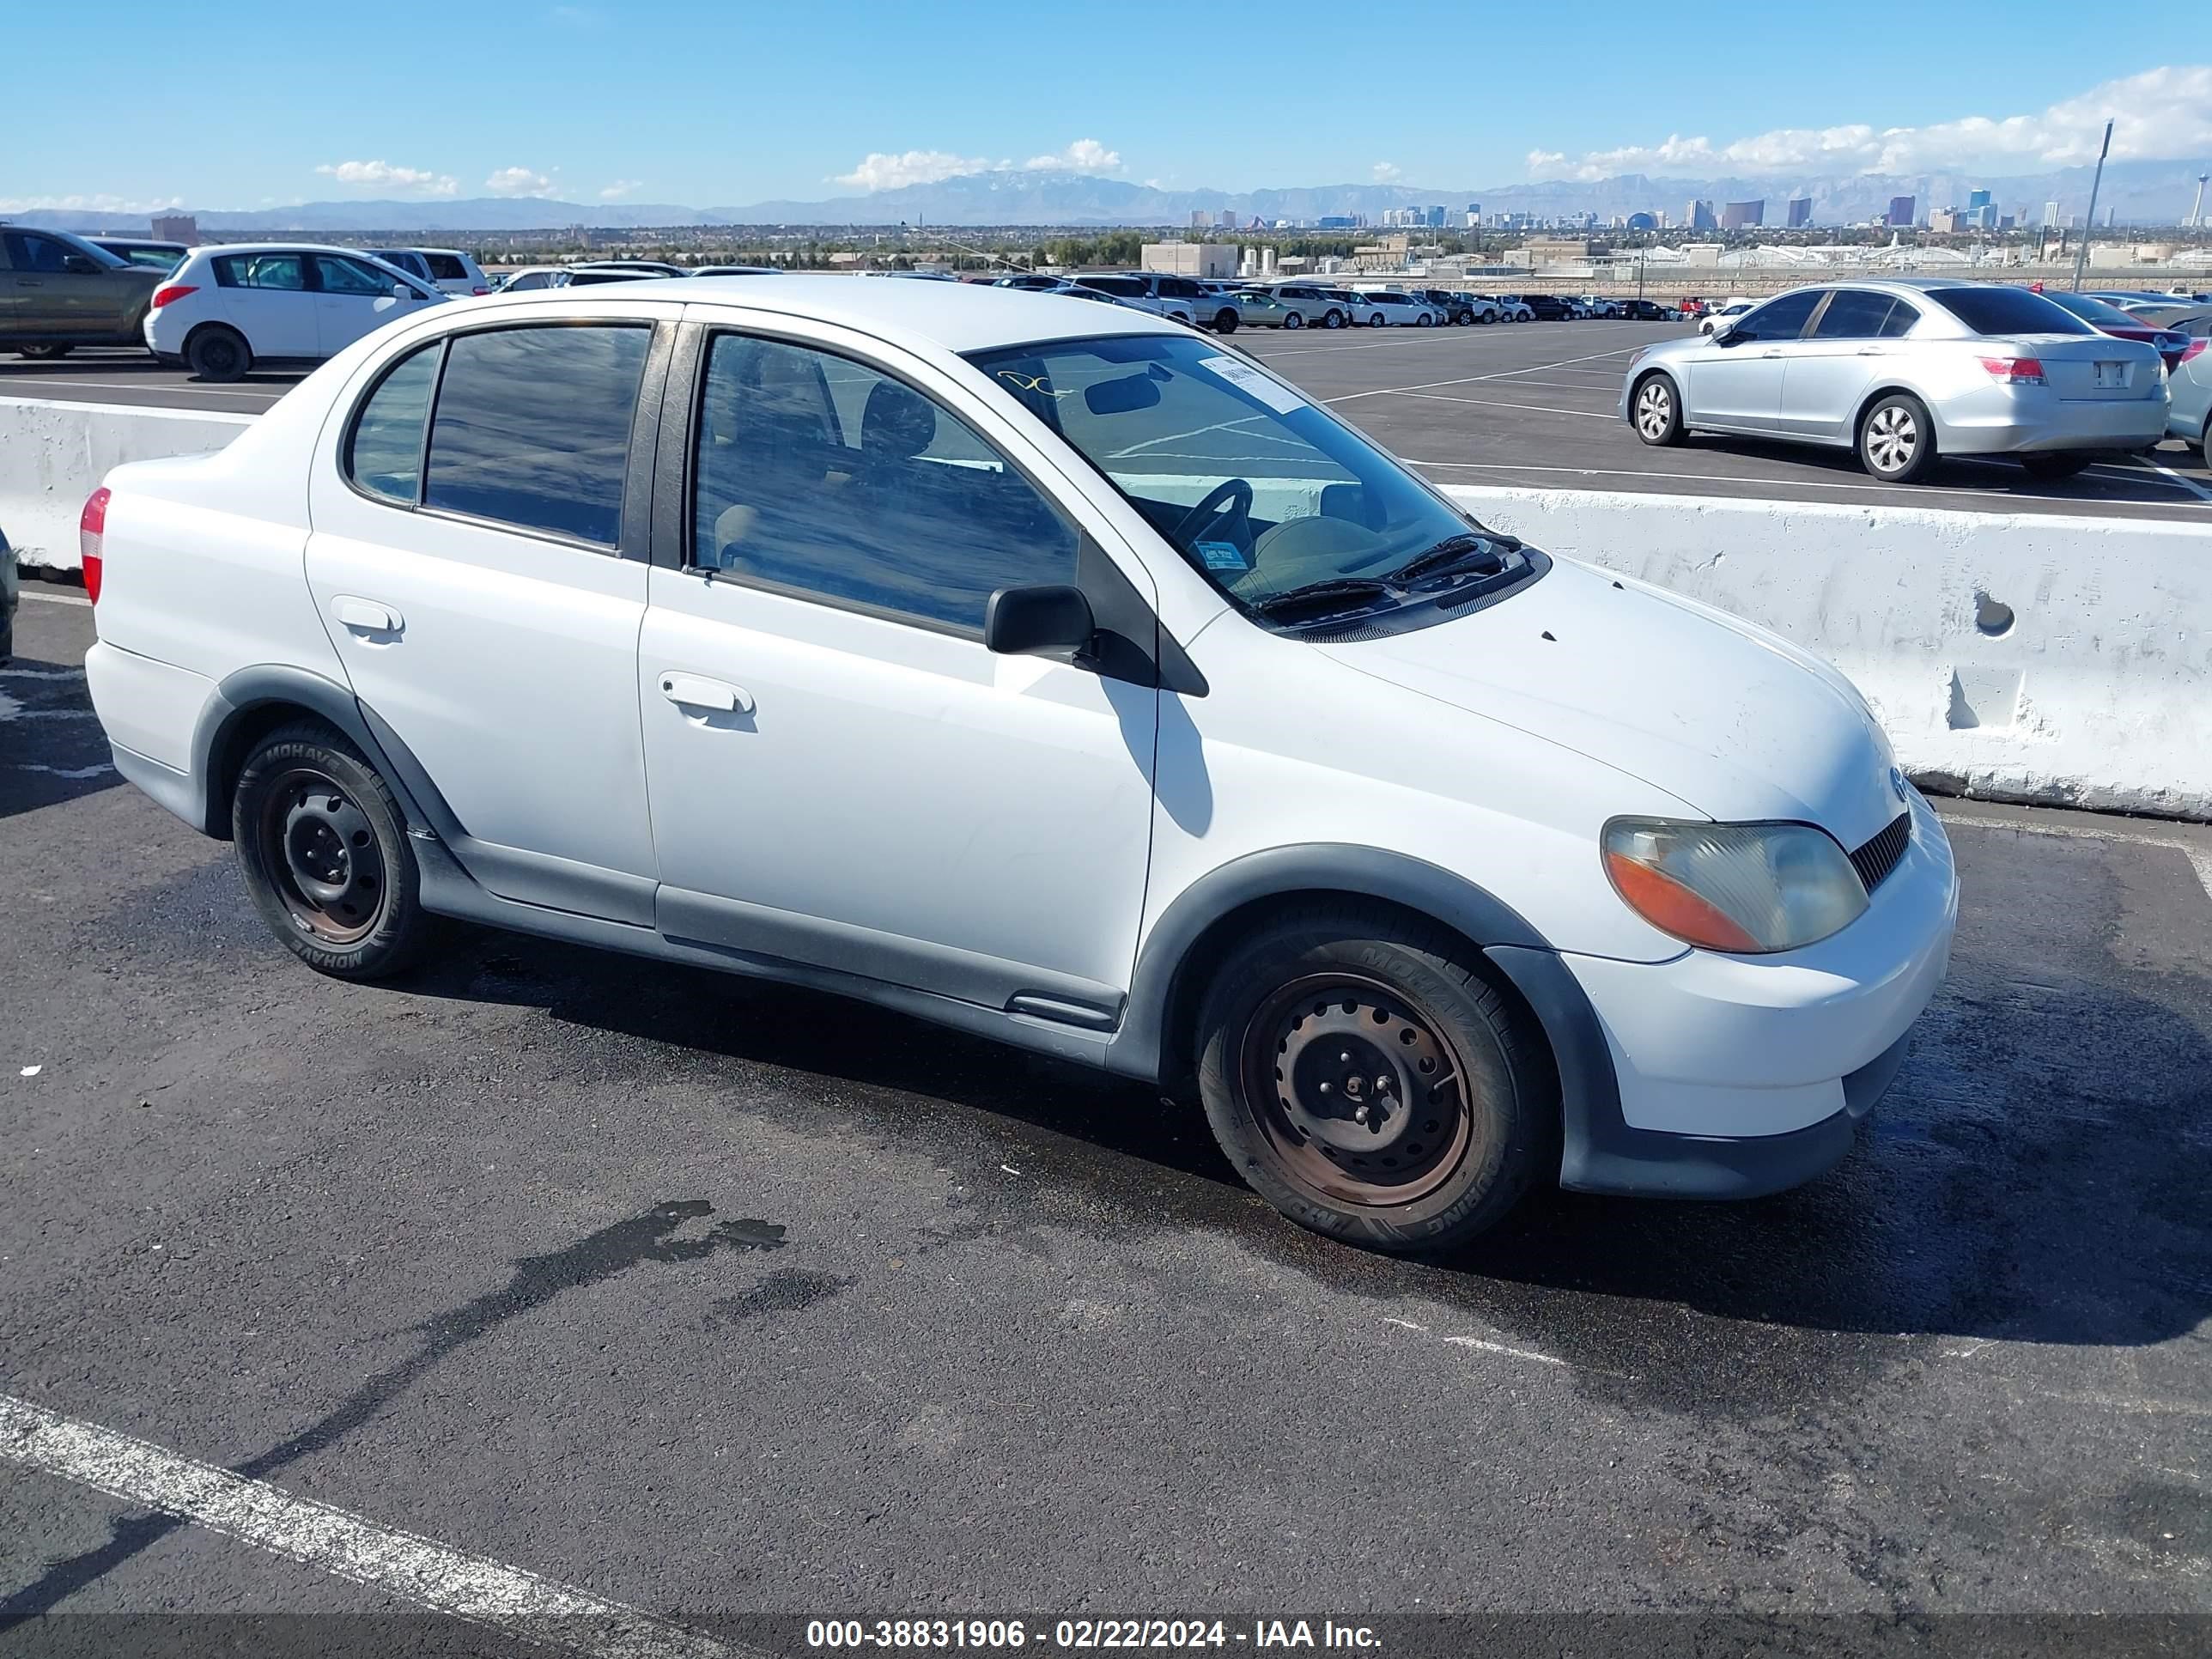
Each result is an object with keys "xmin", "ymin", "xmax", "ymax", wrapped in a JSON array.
[
  {"xmin": 314, "ymin": 255, "xmax": 398, "ymax": 296},
  {"xmin": 968, "ymin": 332, "xmax": 1531, "ymax": 624},
  {"xmin": 4, "ymin": 233, "xmax": 74, "ymax": 274},
  {"xmin": 691, "ymin": 334, "xmax": 1078, "ymax": 633},
  {"xmin": 344, "ymin": 343, "xmax": 441, "ymax": 504},
  {"xmin": 1730, "ymin": 290, "xmax": 1820, "ymax": 342},
  {"xmin": 424, "ymin": 325, "xmax": 650, "ymax": 545},
  {"xmin": 215, "ymin": 253, "xmax": 307, "ymax": 291}
]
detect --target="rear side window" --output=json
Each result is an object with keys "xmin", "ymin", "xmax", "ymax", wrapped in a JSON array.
[
  {"xmin": 425, "ymin": 253, "xmax": 469, "ymax": 281},
  {"xmin": 214, "ymin": 253, "xmax": 307, "ymax": 291},
  {"xmin": 345, "ymin": 343, "xmax": 441, "ymax": 504},
  {"xmin": 423, "ymin": 325, "xmax": 651, "ymax": 545},
  {"xmin": 1925, "ymin": 287, "xmax": 2094, "ymax": 337},
  {"xmin": 1811, "ymin": 290, "xmax": 1899, "ymax": 340}
]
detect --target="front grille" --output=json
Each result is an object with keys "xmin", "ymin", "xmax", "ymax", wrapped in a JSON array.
[{"xmin": 1849, "ymin": 811, "xmax": 1911, "ymax": 893}]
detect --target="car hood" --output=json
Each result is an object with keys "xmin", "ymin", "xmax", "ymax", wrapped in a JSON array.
[{"xmin": 1319, "ymin": 555, "xmax": 1904, "ymax": 848}]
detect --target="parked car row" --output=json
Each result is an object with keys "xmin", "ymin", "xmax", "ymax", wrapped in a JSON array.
[{"xmin": 1622, "ymin": 277, "xmax": 2202, "ymax": 484}]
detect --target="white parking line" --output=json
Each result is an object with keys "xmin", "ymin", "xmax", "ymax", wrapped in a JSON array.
[
  {"xmin": 1326, "ymin": 343, "xmax": 1651, "ymax": 406},
  {"xmin": 1408, "ymin": 456, "xmax": 2212, "ymax": 511},
  {"xmin": 0, "ymin": 1391, "xmax": 746, "ymax": 1659},
  {"xmin": 1936, "ymin": 810, "xmax": 2212, "ymax": 903},
  {"xmin": 2141, "ymin": 452, "xmax": 2212, "ymax": 503},
  {"xmin": 2, "ymin": 380, "xmax": 284, "ymax": 402},
  {"xmin": 1391, "ymin": 392, "xmax": 1616, "ymax": 422},
  {"xmin": 18, "ymin": 589, "xmax": 93, "ymax": 607}
]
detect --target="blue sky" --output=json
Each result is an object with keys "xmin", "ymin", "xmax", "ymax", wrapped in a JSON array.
[{"xmin": 6, "ymin": 4, "xmax": 2207, "ymax": 212}]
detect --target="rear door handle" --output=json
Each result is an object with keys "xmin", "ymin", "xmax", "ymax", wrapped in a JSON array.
[
  {"xmin": 331, "ymin": 596, "xmax": 401, "ymax": 634},
  {"xmin": 659, "ymin": 672, "xmax": 753, "ymax": 715}
]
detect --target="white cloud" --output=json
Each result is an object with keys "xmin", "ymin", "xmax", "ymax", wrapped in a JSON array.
[
  {"xmin": 1023, "ymin": 138, "xmax": 1121, "ymax": 173},
  {"xmin": 0, "ymin": 192, "xmax": 185, "ymax": 214},
  {"xmin": 832, "ymin": 149, "xmax": 992, "ymax": 191},
  {"xmin": 315, "ymin": 160, "xmax": 458, "ymax": 196},
  {"xmin": 485, "ymin": 166, "xmax": 556, "ymax": 198},
  {"xmin": 1370, "ymin": 161, "xmax": 1401, "ymax": 182},
  {"xmin": 1525, "ymin": 149, "xmax": 1568, "ymax": 175},
  {"xmin": 1537, "ymin": 64, "xmax": 2212, "ymax": 180},
  {"xmin": 599, "ymin": 179, "xmax": 643, "ymax": 200}
]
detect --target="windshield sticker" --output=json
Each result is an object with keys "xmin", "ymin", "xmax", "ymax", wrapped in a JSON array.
[
  {"xmin": 1197, "ymin": 356, "xmax": 1306, "ymax": 414},
  {"xmin": 1196, "ymin": 540, "xmax": 1250, "ymax": 572}
]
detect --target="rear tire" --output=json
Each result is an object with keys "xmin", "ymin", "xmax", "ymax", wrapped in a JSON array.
[
  {"xmin": 185, "ymin": 325, "xmax": 251, "ymax": 384},
  {"xmin": 2020, "ymin": 451, "xmax": 2094, "ymax": 481},
  {"xmin": 1194, "ymin": 905, "xmax": 1553, "ymax": 1255},
  {"xmin": 1631, "ymin": 372, "xmax": 1685, "ymax": 446},
  {"xmin": 232, "ymin": 720, "xmax": 433, "ymax": 981},
  {"xmin": 1857, "ymin": 392, "xmax": 1937, "ymax": 483},
  {"xmin": 16, "ymin": 343, "xmax": 71, "ymax": 361},
  {"xmin": 1213, "ymin": 310, "xmax": 1239, "ymax": 334}
]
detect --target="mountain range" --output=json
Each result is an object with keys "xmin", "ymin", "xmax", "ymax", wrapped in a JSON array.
[{"xmin": 14, "ymin": 160, "xmax": 2209, "ymax": 234}]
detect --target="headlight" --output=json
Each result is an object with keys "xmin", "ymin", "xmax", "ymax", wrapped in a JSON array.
[{"xmin": 1602, "ymin": 817, "xmax": 1868, "ymax": 954}]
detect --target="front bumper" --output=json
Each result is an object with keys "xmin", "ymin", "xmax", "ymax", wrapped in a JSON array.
[{"xmin": 1508, "ymin": 788, "xmax": 1959, "ymax": 1200}]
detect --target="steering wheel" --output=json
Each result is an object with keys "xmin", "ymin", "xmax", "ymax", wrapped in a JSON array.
[{"xmin": 1170, "ymin": 477, "xmax": 1255, "ymax": 553}]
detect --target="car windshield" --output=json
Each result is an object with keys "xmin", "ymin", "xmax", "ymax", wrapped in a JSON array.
[
  {"xmin": 1925, "ymin": 286, "xmax": 2097, "ymax": 337},
  {"xmin": 966, "ymin": 332, "xmax": 1525, "ymax": 622}
]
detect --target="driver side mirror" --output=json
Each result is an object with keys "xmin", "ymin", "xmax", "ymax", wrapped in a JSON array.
[
  {"xmin": 392, "ymin": 283, "xmax": 414, "ymax": 300},
  {"xmin": 1712, "ymin": 320, "xmax": 1745, "ymax": 344},
  {"xmin": 985, "ymin": 584, "xmax": 1094, "ymax": 659},
  {"xmin": 64, "ymin": 254, "xmax": 101, "ymax": 275}
]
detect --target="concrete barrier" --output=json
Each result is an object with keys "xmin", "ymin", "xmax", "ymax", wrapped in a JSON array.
[
  {"xmin": 1, "ymin": 398, "xmax": 251, "ymax": 572},
  {"xmin": 1444, "ymin": 484, "xmax": 2212, "ymax": 822},
  {"xmin": 6, "ymin": 398, "xmax": 2209, "ymax": 820}
]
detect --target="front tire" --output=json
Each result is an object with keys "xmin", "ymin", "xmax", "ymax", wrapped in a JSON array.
[
  {"xmin": 1858, "ymin": 392, "xmax": 1936, "ymax": 483},
  {"xmin": 185, "ymin": 325, "xmax": 252, "ymax": 383},
  {"xmin": 1323, "ymin": 308, "xmax": 1344, "ymax": 329},
  {"xmin": 1281, "ymin": 310, "xmax": 1303, "ymax": 330},
  {"xmin": 1367, "ymin": 311, "xmax": 1387, "ymax": 327},
  {"xmin": 1194, "ymin": 906, "xmax": 1553, "ymax": 1255},
  {"xmin": 1416, "ymin": 312, "xmax": 1435, "ymax": 327},
  {"xmin": 233, "ymin": 720, "xmax": 433, "ymax": 981},
  {"xmin": 16, "ymin": 343, "xmax": 71, "ymax": 361},
  {"xmin": 1631, "ymin": 372, "xmax": 1685, "ymax": 446}
]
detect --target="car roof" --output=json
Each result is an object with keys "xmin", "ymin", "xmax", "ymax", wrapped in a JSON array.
[
  {"xmin": 487, "ymin": 272, "xmax": 1180, "ymax": 354},
  {"xmin": 179, "ymin": 242, "xmax": 395, "ymax": 258}
]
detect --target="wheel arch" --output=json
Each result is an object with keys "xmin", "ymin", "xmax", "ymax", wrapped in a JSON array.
[
  {"xmin": 191, "ymin": 667, "xmax": 430, "ymax": 840},
  {"xmin": 1851, "ymin": 382, "xmax": 1929, "ymax": 437},
  {"xmin": 1111, "ymin": 845, "xmax": 1550, "ymax": 1085},
  {"xmin": 1105, "ymin": 845, "xmax": 1625, "ymax": 1186}
]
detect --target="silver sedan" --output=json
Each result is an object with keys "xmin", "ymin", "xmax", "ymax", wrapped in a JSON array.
[
  {"xmin": 2162, "ymin": 313, "xmax": 2211, "ymax": 454},
  {"xmin": 1620, "ymin": 278, "xmax": 2170, "ymax": 483}
]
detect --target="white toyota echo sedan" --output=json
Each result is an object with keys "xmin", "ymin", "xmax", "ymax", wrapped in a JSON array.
[{"xmin": 82, "ymin": 277, "xmax": 1958, "ymax": 1254}]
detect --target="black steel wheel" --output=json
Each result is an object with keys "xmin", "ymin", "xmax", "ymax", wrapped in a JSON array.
[
  {"xmin": 185, "ymin": 325, "xmax": 251, "ymax": 383},
  {"xmin": 1194, "ymin": 905, "xmax": 1553, "ymax": 1254},
  {"xmin": 233, "ymin": 720, "xmax": 433, "ymax": 980}
]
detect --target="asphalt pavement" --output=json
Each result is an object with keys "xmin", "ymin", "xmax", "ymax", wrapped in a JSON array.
[
  {"xmin": 3, "ymin": 592, "xmax": 2209, "ymax": 1656},
  {"xmin": 11, "ymin": 321, "xmax": 2211, "ymax": 521}
]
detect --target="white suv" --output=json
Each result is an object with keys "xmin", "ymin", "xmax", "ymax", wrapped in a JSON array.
[
  {"xmin": 370, "ymin": 246, "xmax": 493, "ymax": 296},
  {"xmin": 144, "ymin": 244, "xmax": 444, "ymax": 382},
  {"xmin": 82, "ymin": 277, "xmax": 1956, "ymax": 1254}
]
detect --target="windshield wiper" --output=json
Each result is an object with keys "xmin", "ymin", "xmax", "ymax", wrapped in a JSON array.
[
  {"xmin": 1385, "ymin": 530, "xmax": 1521, "ymax": 586},
  {"xmin": 1248, "ymin": 577, "xmax": 1395, "ymax": 620}
]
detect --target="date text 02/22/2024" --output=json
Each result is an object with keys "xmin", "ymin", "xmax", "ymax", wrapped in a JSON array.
[{"xmin": 804, "ymin": 1619, "xmax": 1383, "ymax": 1650}]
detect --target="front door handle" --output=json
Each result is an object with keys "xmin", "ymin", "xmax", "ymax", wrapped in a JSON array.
[
  {"xmin": 331, "ymin": 596, "xmax": 401, "ymax": 634},
  {"xmin": 1856, "ymin": 347, "xmax": 1887, "ymax": 356},
  {"xmin": 1761, "ymin": 349, "xmax": 1783, "ymax": 358},
  {"xmin": 659, "ymin": 672, "xmax": 753, "ymax": 715}
]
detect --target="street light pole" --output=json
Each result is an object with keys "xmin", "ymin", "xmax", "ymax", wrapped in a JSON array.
[{"xmin": 2071, "ymin": 119, "xmax": 2113, "ymax": 293}]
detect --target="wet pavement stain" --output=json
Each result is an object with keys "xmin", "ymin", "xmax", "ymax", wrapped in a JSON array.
[{"xmin": 0, "ymin": 1200, "xmax": 784, "ymax": 1629}]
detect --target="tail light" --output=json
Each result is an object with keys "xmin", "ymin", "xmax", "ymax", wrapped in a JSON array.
[
  {"xmin": 2182, "ymin": 338, "xmax": 2209, "ymax": 364},
  {"xmin": 150, "ymin": 283, "xmax": 197, "ymax": 309},
  {"xmin": 471, "ymin": 286, "xmax": 489, "ymax": 295},
  {"xmin": 1979, "ymin": 356, "xmax": 2046, "ymax": 386},
  {"xmin": 80, "ymin": 487, "xmax": 109, "ymax": 605}
]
